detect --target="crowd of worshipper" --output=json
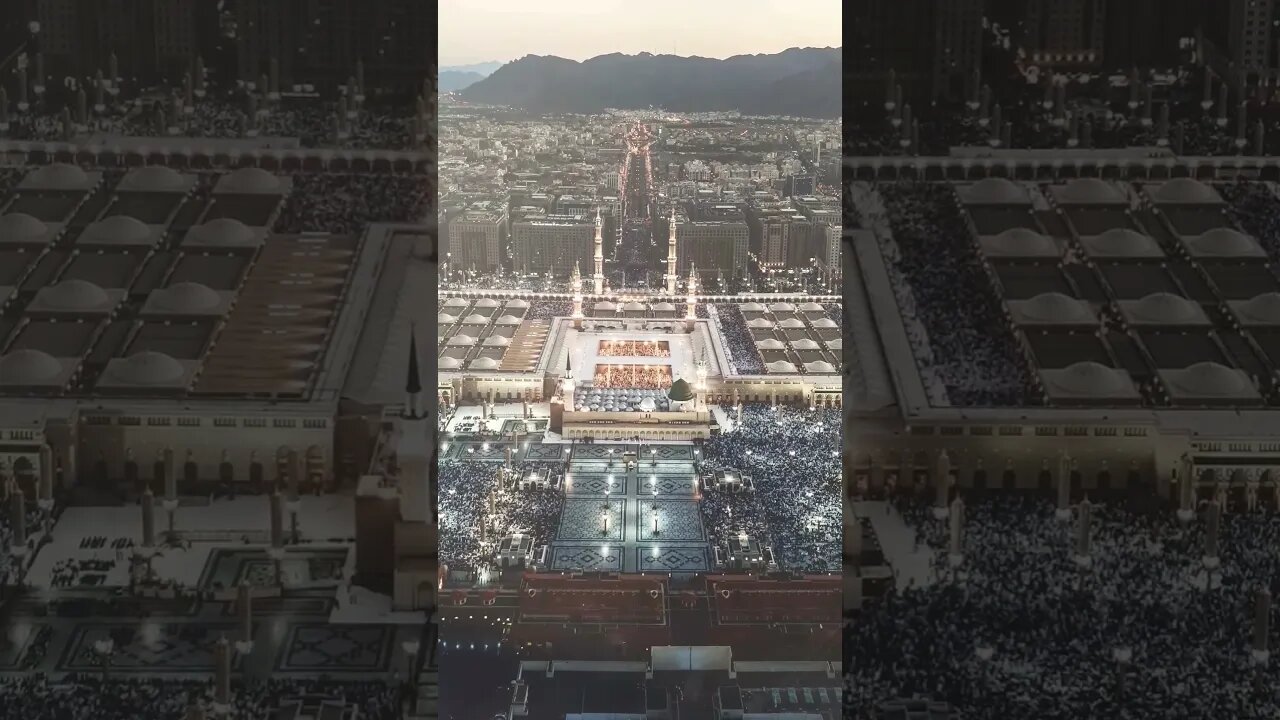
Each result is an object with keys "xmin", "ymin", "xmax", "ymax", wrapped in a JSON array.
[
  {"xmin": 438, "ymin": 458, "xmax": 563, "ymax": 571},
  {"xmin": 271, "ymin": 173, "xmax": 431, "ymax": 235},
  {"xmin": 875, "ymin": 182, "xmax": 1040, "ymax": 407},
  {"xmin": 574, "ymin": 387, "xmax": 672, "ymax": 412},
  {"xmin": 528, "ymin": 301, "xmax": 572, "ymax": 321},
  {"xmin": 699, "ymin": 405, "xmax": 841, "ymax": 572},
  {"xmin": 440, "ymin": 274, "xmax": 564, "ymax": 293},
  {"xmin": 591, "ymin": 365, "xmax": 673, "ymax": 390},
  {"xmin": 0, "ymin": 675, "xmax": 403, "ymax": 719},
  {"xmin": 1221, "ymin": 181, "xmax": 1280, "ymax": 260},
  {"xmin": 710, "ymin": 305, "xmax": 766, "ymax": 374},
  {"xmin": 846, "ymin": 491, "xmax": 1280, "ymax": 719},
  {"xmin": 598, "ymin": 340, "xmax": 671, "ymax": 358},
  {"xmin": 2, "ymin": 85, "xmax": 428, "ymax": 152}
]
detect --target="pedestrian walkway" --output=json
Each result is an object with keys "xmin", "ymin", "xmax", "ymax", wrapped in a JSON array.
[{"xmin": 853, "ymin": 501, "xmax": 934, "ymax": 589}]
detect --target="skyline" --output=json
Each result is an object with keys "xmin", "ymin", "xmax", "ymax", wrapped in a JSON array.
[{"xmin": 438, "ymin": 0, "xmax": 841, "ymax": 65}]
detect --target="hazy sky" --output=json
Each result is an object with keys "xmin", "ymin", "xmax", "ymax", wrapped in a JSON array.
[{"xmin": 439, "ymin": 0, "xmax": 841, "ymax": 66}]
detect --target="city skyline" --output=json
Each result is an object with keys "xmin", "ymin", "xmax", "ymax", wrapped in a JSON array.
[{"xmin": 438, "ymin": 0, "xmax": 841, "ymax": 65}]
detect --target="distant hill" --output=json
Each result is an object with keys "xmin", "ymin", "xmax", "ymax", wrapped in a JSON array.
[
  {"xmin": 440, "ymin": 61, "xmax": 505, "ymax": 77},
  {"xmin": 440, "ymin": 71, "xmax": 484, "ymax": 92},
  {"xmin": 459, "ymin": 47, "xmax": 841, "ymax": 117}
]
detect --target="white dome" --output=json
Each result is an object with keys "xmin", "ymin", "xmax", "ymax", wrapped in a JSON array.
[
  {"xmin": 1127, "ymin": 293, "xmax": 1205, "ymax": 325},
  {"xmin": 741, "ymin": 302, "xmax": 766, "ymax": 312},
  {"xmin": 462, "ymin": 314, "xmax": 488, "ymax": 325},
  {"xmin": 826, "ymin": 338, "xmax": 843, "ymax": 350},
  {"xmin": 26, "ymin": 163, "xmax": 89, "ymax": 189},
  {"xmin": 447, "ymin": 334, "xmax": 478, "ymax": 346},
  {"xmin": 483, "ymin": 335, "xmax": 511, "ymax": 346},
  {"xmin": 152, "ymin": 282, "xmax": 221, "ymax": 313},
  {"xmin": 811, "ymin": 317, "xmax": 838, "ymax": 329},
  {"xmin": 779, "ymin": 318, "xmax": 805, "ymax": 328},
  {"xmin": 768, "ymin": 302, "xmax": 796, "ymax": 312},
  {"xmin": 804, "ymin": 360, "xmax": 836, "ymax": 373},
  {"xmin": 439, "ymin": 356, "xmax": 462, "ymax": 369},
  {"xmin": 1172, "ymin": 362, "xmax": 1248, "ymax": 396},
  {"xmin": 443, "ymin": 297, "xmax": 469, "ymax": 307},
  {"xmin": 0, "ymin": 213, "xmax": 50, "ymax": 244},
  {"xmin": 746, "ymin": 317, "xmax": 775, "ymax": 328},
  {"xmin": 638, "ymin": 397, "xmax": 657, "ymax": 412},
  {"xmin": 594, "ymin": 301, "xmax": 617, "ymax": 310},
  {"xmin": 80, "ymin": 215, "xmax": 152, "ymax": 245},
  {"xmin": 1152, "ymin": 178, "xmax": 1221, "ymax": 205},
  {"xmin": 219, "ymin": 167, "xmax": 281, "ymax": 193},
  {"xmin": 964, "ymin": 177, "xmax": 1030, "ymax": 205},
  {"xmin": 505, "ymin": 299, "xmax": 530, "ymax": 309},
  {"xmin": 495, "ymin": 315, "xmax": 522, "ymax": 325},
  {"xmin": 474, "ymin": 298, "xmax": 500, "ymax": 308},
  {"xmin": 791, "ymin": 338, "xmax": 820, "ymax": 350},
  {"xmin": 123, "ymin": 166, "xmax": 186, "ymax": 192},
  {"xmin": 1238, "ymin": 293, "xmax": 1280, "ymax": 325},
  {"xmin": 469, "ymin": 357, "xmax": 500, "ymax": 370},
  {"xmin": 1082, "ymin": 228, "xmax": 1162, "ymax": 258},
  {"xmin": 109, "ymin": 351, "xmax": 185, "ymax": 385},
  {"xmin": 39, "ymin": 279, "xmax": 110, "ymax": 310},
  {"xmin": 755, "ymin": 338, "xmax": 786, "ymax": 350},
  {"xmin": 1053, "ymin": 178, "xmax": 1126, "ymax": 205},
  {"xmin": 800, "ymin": 302, "xmax": 824, "ymax": 312},
  {"xmin": 1057, "ymin": 361, "xmax": 1130, "ymax": 396},
  {"xmin": 0, "ymin": 349, "xmax": 62, "ymax": 384},
  {"xmin": 438, "ymin": 312, "xmax": 458, "ymax": 324},
  {"xmin": 1017, "ymin": 293, "xmax": 1095, "ymax": 324},
  {"xmin": 623, "ymin": 302, "xmax": 646, "ymax": 311},
  {"xmin": 766, "ymin": 360, "xmax": 797, "ymax": 373},
  {"xmin": 984, "ymin": 228, "xmax": 1058, "ymax": 257},
  {"xmin": 187, "ymin": 218, "xmax": 254, "ymax": 246},
  {"xmin": 1188, "ymin": 228, "xmax": 1263, "ymax": 258},
  {"xmin": 652, "ymin": 302, "xmax": 675, "ymax": 311}
]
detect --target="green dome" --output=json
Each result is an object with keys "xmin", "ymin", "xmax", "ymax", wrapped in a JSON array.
[{"xmin": 668, "ymin": 378, "xmax": 695, "ymax": 402}]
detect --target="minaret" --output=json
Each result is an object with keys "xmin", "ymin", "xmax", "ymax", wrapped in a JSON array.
[
  {"xmin": 404, "ymin": 325, "xmax": 422, "ymax": 420},
  {"xmin": 571, "ymin": 261, "xmax": 584, "ymax": 326},
  {"xmin": 665, "ymin": 207, "xmax": 679, "ymax": 294},
  {"xmin": 592, "ymin": 208, "xmax": 605, "ymax": 295},
  {"xmin": 397, "ymin": 324, "xmax": 429, "ymax": 525},
  {"xmin": 685, "ymin": 263, "xmax": 697, "ymax": 322}
]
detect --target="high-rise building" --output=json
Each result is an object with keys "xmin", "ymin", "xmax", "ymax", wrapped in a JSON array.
[
  {"xmin": 511, "ymin": 214, "xmax": 595, "ymax": 277},
  {"xmin": 1104, "ymin": 0, "xmax": 1206, "ymax": 69},
  {"xmin": 932, "ymin": 0, "xmax": 985, "ymax": 101},
  {"xmin": 32, "ymin": 0, "xmax": 213, "ymax": 84},
  {"xmin": 448, "ymin": 206, "xmax": 507, "ymax": 273},
  {"xmin": 233, "ymin": 0, "xmax": 430, "ymax": 92},
  {"xmin": 1021, "ymin": 0, "xmax": 1108, "ymax": 68},
  {"xmin": 847, "ymin": 0, "xmax": 983, "ymax": 106},
  {"xmin": 1204, "ymin": 0, "xmax": 1280, "ymax": 77},
  {"xmin": 679, "ymin": 205, "xmax": 748, "ymax": 276}
]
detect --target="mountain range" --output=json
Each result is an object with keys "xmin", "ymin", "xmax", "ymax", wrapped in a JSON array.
[
  {"xmin": 458, "ymin": 48, "xmax": 840, "ymax": 117},
  {"xmin": 440, "ymin": 61, "xmax": 505, "ymax": 77},
  {"xmin": 440, "ymin": 71, "xmax": 485, "ymax": 92}
]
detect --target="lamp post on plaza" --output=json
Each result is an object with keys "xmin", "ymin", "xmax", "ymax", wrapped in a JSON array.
[
  {"xmin": 601, "ymin": 511, "xmax": 610, "ymax": 536},
  {"xmin": 652, "ymin": 510, "xmax": 660, "ymax": 538},
  {"xmin": 93, "ymin": 638, "xmax": 114, "ymax": 682},
  {"xmin": 401, "ymin": 639, "xmax": 421, "ymax": 691}
]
